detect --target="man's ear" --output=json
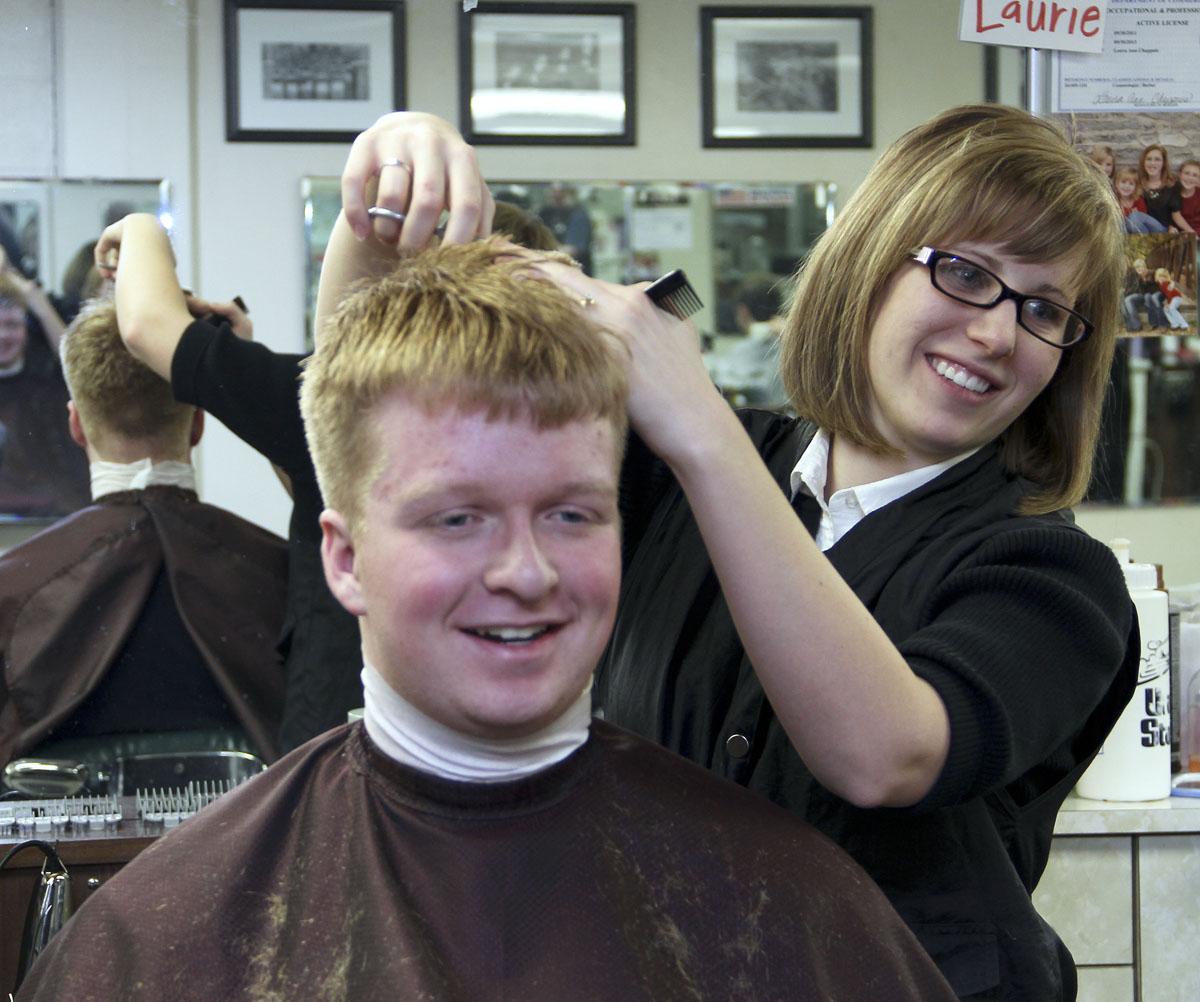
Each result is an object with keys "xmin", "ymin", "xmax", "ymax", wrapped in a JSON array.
[
  {"xmin": 320, "ymin": 509, "xmax": 367, "ymax": 617},
  {"xmin": 67, "ymin": 401, "xmax": 88, "ymax": 450}
]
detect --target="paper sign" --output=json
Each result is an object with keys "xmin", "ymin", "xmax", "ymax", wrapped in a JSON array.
[
  {"xmin": 630, "ymin": 207, "xmax": 693, "ymax": 250},
  {"xmin": 1055, "ymin": 1, "xmax": 1200, "ymax": 111},
  {"xmin": 960, "ymin": 0, "xmax": 1108, "ymax": 53}
]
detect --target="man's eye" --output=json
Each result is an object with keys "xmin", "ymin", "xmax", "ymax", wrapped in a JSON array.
[
  {"xmin": 435, "ymin": 512, "xmax": 476, "ymax": 529},
  {"xmin": 549, "ymin": 505, "xmax": 605, "ymax": 527}
]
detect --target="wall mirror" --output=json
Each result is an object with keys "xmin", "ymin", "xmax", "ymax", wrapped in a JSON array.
[
  {"xmin": 0, "ymin": 178, "xmax": 170, "ymax": 523},
  {"xmin": 302, "ymin": 174, "xmax": 1200, "ymax": 504},
  {"xmin": 304, "ymin": 175, "xmax": 836, "ymax": 408}
]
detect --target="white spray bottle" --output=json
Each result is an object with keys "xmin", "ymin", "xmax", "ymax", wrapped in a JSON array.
[{"xmin": 1075, "ymin": 539, "xmax": 1171, "ymax": 801}]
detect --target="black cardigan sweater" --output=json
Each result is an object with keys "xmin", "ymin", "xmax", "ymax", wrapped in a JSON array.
[
  {"xmin": 599, "ymin": 410, "xmax": 1139, "ymax": 1000},
  {"xmin": 171, "ymin": 319, "xmax": 362, "ymax": 750}
]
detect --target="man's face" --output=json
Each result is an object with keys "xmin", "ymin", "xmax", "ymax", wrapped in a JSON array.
[
  {"xmin": 324, "ymin": 393, "xmax": 621, "ymax": 739},
  {"xmin": 0, "ymin": 305, "xmax": 28, "ymax": 368}
]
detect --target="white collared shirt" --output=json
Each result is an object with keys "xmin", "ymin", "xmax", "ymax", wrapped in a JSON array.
[{"xmin": 790, "ymin": 429, "xmax": 978, "ymax": 551}]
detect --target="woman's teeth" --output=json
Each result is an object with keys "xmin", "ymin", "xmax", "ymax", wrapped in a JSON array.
[{"xmin": 932, "ymin": 359, "xmax": 990, "ymax": 394}]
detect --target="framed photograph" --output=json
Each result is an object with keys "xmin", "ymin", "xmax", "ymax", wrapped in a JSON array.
[
  {"xmin": 459, "ymin": 2, "xmax": 635, "ymax": 146},
  {"xmin": 700, "ymin": 6, "xmax": 872, "ymax": 149},
  {"xmin": 224, "ymin": 0, "xmax": 404, "ymax": 143}
]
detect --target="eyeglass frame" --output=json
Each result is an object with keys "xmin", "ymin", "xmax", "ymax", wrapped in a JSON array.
[{"xmin": 911, "ymin": 246, "xmax": 1093, "ymax": 349}]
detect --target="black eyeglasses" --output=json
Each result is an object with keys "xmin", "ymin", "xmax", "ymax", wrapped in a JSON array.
[{"xmin": 912, "ymin": 247, "xmax": 1092, "ymax": 349}]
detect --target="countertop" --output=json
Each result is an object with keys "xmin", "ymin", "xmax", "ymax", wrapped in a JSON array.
[{"xmin": 1054, "ymin": 791, "xmax": 1200, "ymax": 835}]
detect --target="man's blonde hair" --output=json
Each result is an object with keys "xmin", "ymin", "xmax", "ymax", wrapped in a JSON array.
[
  {"xmin": 300, "ymin": 238, "xmax": 628, "ymax": 532},
  {"xmin": 780, "ymin": 104, "xmax": 1124, "ymax": 514},
  {"xmin": 60, "ymin": 297, "xmax": 196, "ymax": 452}
]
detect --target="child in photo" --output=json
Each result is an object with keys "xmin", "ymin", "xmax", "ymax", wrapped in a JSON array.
[
  {"xmin": 1178, "ymin": 160, "xmax": 1200, "ymax": 233},
  {"xmin": 1089, "ymin": 144, "xmax": 1115, "ymax": 178},
  {"xmin": 1114, "ymin": 167, "xmax": 1167, "ymax": 234},
  {"xmin": 1155, "ymin": 266, "xmax": 1190, "ymax": 330}
]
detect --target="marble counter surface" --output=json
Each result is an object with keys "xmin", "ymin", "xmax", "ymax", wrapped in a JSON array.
[{"xmin": 1054, "ymin": 792, "xmax": 1200, "ymax": 835}]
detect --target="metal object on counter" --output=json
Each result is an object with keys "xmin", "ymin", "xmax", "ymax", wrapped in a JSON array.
[
  {"xmin": 0, "ymin": 794, "xmax": 122, "ymax": 833},
  {"xmin": 136, "ymin": 780, "xmax": 242, "ymax": 827},
  {"xmin": 3, "ymin": 748, "xmax": 264, "ymax": 801},
  {"xmin": 0, "ymin": 840, "xmax": 73, "ymax": 991},
  {"xmin": 16, "ymin": 842, "xmax": 72, "ymax": 987},
  {"xmin": 112, "ymin": 749, "xmax": 264, "ymax": 795},
  {"xmin": 3, "ymin": 759, "xmax": 90, "ymax": 799}
]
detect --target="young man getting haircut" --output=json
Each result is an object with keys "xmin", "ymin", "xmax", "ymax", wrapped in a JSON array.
[{"xmin": 19, "ymin": 239, "xmax": 955, "ymax": 1001}]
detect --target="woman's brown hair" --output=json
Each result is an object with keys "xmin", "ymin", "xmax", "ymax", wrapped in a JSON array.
[{"xmin": 780, "ymin": 105, "xmax": 1123, "ymax": 514}]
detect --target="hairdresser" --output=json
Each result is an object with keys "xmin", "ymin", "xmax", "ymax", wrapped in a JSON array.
[{"xmin": 528, "ymin": 106, "xmax": 1139, "ymax": 1001}]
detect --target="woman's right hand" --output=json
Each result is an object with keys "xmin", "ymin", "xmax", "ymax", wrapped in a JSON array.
[
  {"xmin": 340, "ymin": 112, "xmax": 494, "ymax": 249},
  {"xmin": 94, "ymin": 213, "xmax": 169, "ymax": 278}
]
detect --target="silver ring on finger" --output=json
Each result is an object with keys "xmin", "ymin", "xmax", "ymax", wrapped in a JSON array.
[
  {"xmin": 578, "ymin": 296, "xmax": 597, "ymax": 308},
  {"xmin": 368, "ymin": 206, "xmax": 406, "ymax": 223},
  {"xmin": 379, "ymin": 158, "xmax": 413, "ymax": 175}
]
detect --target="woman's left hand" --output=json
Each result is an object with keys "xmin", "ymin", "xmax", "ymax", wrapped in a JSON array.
[{"xmin": 531, "ymin": 260, "xmax": 732, "ymax": 465}]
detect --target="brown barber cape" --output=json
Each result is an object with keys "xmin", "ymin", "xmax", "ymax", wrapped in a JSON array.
[
  {"xmin": 0, "ymin": 486, "xmax": 288, "ymax": 764},
  {"xmin": 20, "ymin": 721, "xmax": 957, "ymax": 1001}
]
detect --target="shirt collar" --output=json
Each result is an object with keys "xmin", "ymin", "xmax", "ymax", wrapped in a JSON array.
[
  {"xmin": 791, "ymin": 429, "xmax": 980, "ymax": 547},
  {"xmin": 90, "ymin": 459, "xmax": 196, "ymax": 500},
  {"xmin": 361, "ymin": 662, "xmax": 592, "ymax": 783}
]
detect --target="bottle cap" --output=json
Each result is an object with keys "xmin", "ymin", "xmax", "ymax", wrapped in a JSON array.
[{"xmin": 1109, "ymin": 538, "xmax": 1159, "ymax": 591}]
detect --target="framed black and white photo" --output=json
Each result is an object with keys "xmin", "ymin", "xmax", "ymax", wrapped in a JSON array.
[
  {"xmin": 224, "ymin": 0, "xmax": 404, "ymax": 143},
  {"xmin": 701, "ymin": 6, "xmax": 872, "ymax": 149},
  {"xmin": 459, "ymin": 2, "xmax": 635, "ymax": 146}
]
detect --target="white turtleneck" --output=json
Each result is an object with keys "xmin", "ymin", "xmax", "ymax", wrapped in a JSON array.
[
  {"xmin": 89, "ymin": 458, "xmax": 196, "ymax": 500},
  {"xmin": 360, "ymin": 661, "xmax": 592, "ymax": 783}
]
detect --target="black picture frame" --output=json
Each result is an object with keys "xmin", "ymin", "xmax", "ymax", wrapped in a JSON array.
[
  {"xmin": 224, "ymin": 0, "xmax": 405, "ymax": 143},
  {"xmin": 700, "ymin": 6, "xmax": 872, "ymax": 149},
  {"xmin": 458, "ymin": 2, "xmax": 636, "ymax": 146}
]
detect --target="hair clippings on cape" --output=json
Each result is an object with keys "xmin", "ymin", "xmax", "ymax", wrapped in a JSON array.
[
  {"xmin": 644, "ymin": 269, "xmax": 703, "ymax": 320},
  {"xmin": 367, "ymin": 205, "xmax": 448, "ymax": 238}
]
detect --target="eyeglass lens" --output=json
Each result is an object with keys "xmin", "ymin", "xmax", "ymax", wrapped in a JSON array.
[{"xmin": 932, "ymin": 256, "xmax": 1084, "ymax": 346}]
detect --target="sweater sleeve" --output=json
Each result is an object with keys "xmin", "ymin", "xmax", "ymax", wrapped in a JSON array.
[
  {"xmin": 900, "ymin": 523, "xmax": 1137, "ymax": 810},
  {"xmin": 171, "ymin": 319, "xmax": 313, "ymax": 479}
]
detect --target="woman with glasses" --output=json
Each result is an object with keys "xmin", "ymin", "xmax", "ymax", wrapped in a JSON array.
[
  {"xmin": 346, "ymin": 103, "xmax": 1137, "ymax": 1000},
  {"xmin": 523, "ymin": 105, "xmax": 1138, "ymax": 1001}
]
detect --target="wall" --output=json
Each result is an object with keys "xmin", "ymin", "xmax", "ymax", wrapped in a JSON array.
[
  {"xmin": 1075, "ymin": 505, "xmax": 1200, "ymax": 588},
  {"xmin": 186, "ymin": 0, "xmax": 990, "ymax": 536},
  {"xmin": 5, "ymin": 0, "xmax": 986, "ymax": 537},
  {"xmin": 2, "ymin": 0, "xmax": 1199, "ymax": 589}
]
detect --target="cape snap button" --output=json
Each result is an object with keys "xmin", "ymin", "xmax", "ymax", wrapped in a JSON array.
[{"xmin": 725, "ymin": 733, "xmax": 750, "ymax": 759}]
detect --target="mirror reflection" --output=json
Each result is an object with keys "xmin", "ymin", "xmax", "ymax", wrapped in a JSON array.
[
  {"xmin": 305, "ymin": 175, "xmax": 1200, "ymax": 502},
  {"xmin": 305, "ymin": 176, "xmax": 837, "ymax": 409},
  {"xmin": 0, "ymin": 179, "xmax": 170, "ymax": 522}
]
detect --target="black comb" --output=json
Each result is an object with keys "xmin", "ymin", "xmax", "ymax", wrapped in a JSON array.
[{"xmin": 644, "ymin": 269, "xmax": 704, "ymax": 320}]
